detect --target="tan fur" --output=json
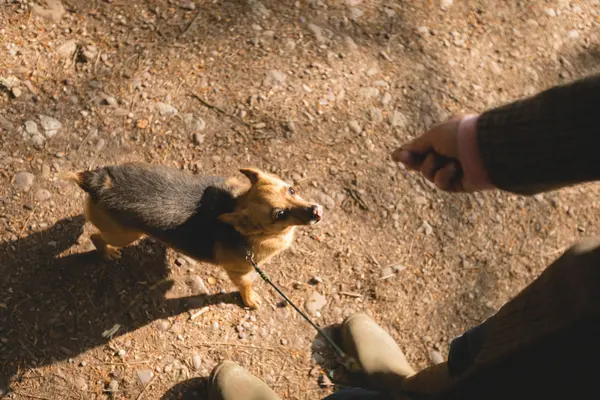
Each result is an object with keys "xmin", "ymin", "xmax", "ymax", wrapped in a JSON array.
[{"xmin": 65, "ymin": 166, "xmax": 321, "ymax": 310}]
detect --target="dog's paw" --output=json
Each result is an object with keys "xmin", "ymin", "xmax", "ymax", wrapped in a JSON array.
[
  {"xmin": 103, "ymin": 246, "xmax": 122, "ymax": 261},
  {"xmin": 242, "ymin": 291, "xmax": 262, "ymax": 310}
]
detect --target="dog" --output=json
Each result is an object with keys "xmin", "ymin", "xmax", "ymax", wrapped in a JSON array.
[{"xmin": 64, "ymin": 162, "xmax": 323, "ymax": 309}]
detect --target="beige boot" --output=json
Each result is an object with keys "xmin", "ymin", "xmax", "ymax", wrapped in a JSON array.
[
  {"xmin": 208, "ymin": 361, "xmax": 282, "ymax": 400},
  {"xmin": 341, "ymin": 313, "xmax": 417, "ymax": 392}
]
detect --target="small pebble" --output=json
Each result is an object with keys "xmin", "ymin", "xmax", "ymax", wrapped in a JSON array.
[
  {"xmin": 309, "ymin": 276, "xmax": 323, "ymax": 285},
  {"xmin": 106, "ymin": 379, "xmax": 119, "ymax": 393},
  {"xmin": 137, "ymin": 369, "xmax": 154, "ymax": 387},
  {"xmin": 34, "ymin": 189, "xmax": 51, "ymax": 202},
  {"xmin": 13, "ymin": 171, "xmax": 35, "ymax": 192},
  {"xmin": 156, "ymin": 320, "xmax": 170, "ymax": 332},
  {"xmin": 348, "ymin": 120, "xmax": 362, "ymax": 134},
  {"xmin": 192, "ymin": 354, "xmax": 202, "ymax": 370}
]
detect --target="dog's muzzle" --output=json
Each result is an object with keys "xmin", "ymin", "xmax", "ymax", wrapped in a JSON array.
[{"xmin": 309, "ymin": 204, "xmax": 323, "ymax": 224}]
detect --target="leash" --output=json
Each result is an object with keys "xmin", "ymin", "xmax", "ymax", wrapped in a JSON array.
[{"xmin": 245, "ymin": 249, "xmax": 362, "ymax": 373}]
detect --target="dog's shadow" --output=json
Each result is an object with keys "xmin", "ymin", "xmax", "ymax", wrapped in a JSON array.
[{"xmin": 0, "ymin": 215, "xmax": 240, "ymax": 391}]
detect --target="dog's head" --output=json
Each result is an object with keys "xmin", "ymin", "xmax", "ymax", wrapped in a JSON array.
[{"xmin": 219, "ymin": 168, "xmax": 323, "ymax": 236}]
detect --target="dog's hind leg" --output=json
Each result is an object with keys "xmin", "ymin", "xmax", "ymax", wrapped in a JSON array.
[{"xmin": 84, "ymin": 197, "xmax": 142, "ymax": 260}]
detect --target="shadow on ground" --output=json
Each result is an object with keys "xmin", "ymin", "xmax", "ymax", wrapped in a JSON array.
[{"xmin": 0, "ymin": 215, "xmax": 242, "ymax": 391}]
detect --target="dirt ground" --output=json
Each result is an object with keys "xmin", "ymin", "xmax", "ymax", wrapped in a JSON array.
[{"xmin": 1, "ymin": 0, "xmax": 600, "ymax": 398}]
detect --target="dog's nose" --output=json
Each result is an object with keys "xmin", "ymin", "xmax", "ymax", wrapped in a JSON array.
[{"xmin": 310, "ymin": 204, "xmax": 323, "ymax": 221}]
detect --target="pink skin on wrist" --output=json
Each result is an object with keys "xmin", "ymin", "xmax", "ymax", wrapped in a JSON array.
[{"xmin": 457, "ymin": 114, "xmax": 495, "ymax": 191}]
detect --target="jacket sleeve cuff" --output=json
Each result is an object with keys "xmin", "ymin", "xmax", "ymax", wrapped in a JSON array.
[{"xmin": 457, "ymin": 114, "xmax": 495, "ymax": 191}]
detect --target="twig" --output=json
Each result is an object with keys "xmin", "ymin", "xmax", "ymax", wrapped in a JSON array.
[
  {"xmin": 91, "ymin": 359, "xmax": 152, "ymax": 367},
  {"xmin": 196, "ymin": 342, "xmax": 283, "ymax": 352},
  {"xmin": 135, "ymin": 375, "xmax": 156, "ymax": 400},
  {"xmin": 188, "ymin": 93, "xmax": 250, "ymax": 127},
  {"xmin": 17, "ymin": 202, "xmax": 38, "ymax": 254},
  {"xmin": 181, "ymin": 10, "xmax": 202, "ymax": 37},
  {"xmin": 12, "ymin": 391, "xmax": 51, "ymax": 400},
  {"xmin": 344, "ymin": 188, "xmax": 369, "ymax": 211},
  {"xmin": 189, "ymin": 306, "xmax": 210, "ymax": 320},
  {"xmin": 339, "ymin": 291, "xmax": 362, "ymax": 298}
]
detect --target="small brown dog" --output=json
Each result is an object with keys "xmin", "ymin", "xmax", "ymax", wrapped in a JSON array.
[{"xmin": 65, "ymin": 162, "xmax": 323, "ymax": 309}]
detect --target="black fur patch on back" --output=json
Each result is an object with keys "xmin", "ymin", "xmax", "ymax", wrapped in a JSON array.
[{"xmin": 85, "ymin": 163, "xmax": 246, "ymax": 262}]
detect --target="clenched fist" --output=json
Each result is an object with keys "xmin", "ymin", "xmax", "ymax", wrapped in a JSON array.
[{"xmin": 392, "ymin": 114, "xmax": 494, "ymax": 193}]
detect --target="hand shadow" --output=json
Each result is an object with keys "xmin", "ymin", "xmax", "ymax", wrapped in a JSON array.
[{"xmin": 0, "ymin": 215, "xmax": 240, "ymax": 392}]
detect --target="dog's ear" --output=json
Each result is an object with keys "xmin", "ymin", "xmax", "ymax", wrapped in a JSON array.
[
  {"xmin": 219, "ymin": 211, "xmax": 259, "ymax": 235},
  {"xmin": 239, "ymin": 168, "xmax": 263, "ymax": 185}
]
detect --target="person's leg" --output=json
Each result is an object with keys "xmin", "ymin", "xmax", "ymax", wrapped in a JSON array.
[
  {"xmin": 322, "ymin": 387, "xmax": 388, "ymax": 400},
  {"xmin": 404, "ymin": 236, "xmax": 600, "ymax": 399},
  {"xmin": 340, "ymin": 237, "xmax": 600, "ymax": 399}
]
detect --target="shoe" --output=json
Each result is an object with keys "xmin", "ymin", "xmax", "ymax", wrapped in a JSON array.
[
  {"xmin": 207, "ymin": 361, "xmax": 282, "ymax": 400},
  {"xmin": 340, "ymin": 313, "xmax": 416, "ymax": 391}
]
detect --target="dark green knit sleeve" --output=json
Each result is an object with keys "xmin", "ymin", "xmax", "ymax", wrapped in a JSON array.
[{"xmin": 476, "ymin": 74, "xmax": 600, "ymax": 195}]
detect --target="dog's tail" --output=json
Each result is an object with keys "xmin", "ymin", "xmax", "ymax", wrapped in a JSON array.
[{"xmin": 60, "ymin": 169, "xmax": 107, "ymax": 195}]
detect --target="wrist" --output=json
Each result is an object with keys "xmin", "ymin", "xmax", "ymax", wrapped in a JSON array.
[{"xmin": 457, "ymin": 114, "xmax": 495, "ymax": 191}]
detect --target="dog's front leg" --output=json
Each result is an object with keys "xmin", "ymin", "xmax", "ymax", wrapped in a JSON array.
[{"xmin": 225, "ymin": 267, "xmax": 262, "ymax": 309}]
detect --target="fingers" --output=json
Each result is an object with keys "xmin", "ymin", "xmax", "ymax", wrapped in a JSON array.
[
  {"xmin": 391, "ymin": 148, "xmax": 424, "ymax": 170},
  {"xmin": 434, "ymin": 162, "xmax": 462, "ymax": 192}
]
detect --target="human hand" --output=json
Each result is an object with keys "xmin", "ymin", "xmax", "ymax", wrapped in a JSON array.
[{"xmin": 392, "ymin": 114, "xmax": 493, "ymax": 193}]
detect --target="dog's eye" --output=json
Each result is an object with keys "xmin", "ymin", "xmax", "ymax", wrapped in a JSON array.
[
  {"xmin": 275, "ymin": 210, "xmax": 287, "ymax": 221},
  {"xmin": 288, "ymin": 187, "xmax": 296, "ymax": 196}
]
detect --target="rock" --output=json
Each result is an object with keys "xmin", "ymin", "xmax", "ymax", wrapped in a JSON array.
[
  {"xmin": 187, "ymin": 275, "xmax": 210, "ymax": 295},
  {"xmin": 368, "ymin": 107, "xmax": 383, "ymax": 123},
  {"xmin": 31, "ymin": 0, "xmax": 66, "ymax": 23},
  {"xmin": 155, "ymin": 102, "xmax": 178, "ymax": 116},
  {"xmin": 309, "ymin": 276, "xmax": 323, "ymax": 285},
  {"xmin": 180, "ymin": 0, "xmax": 196, "ymax": 10},
  {"xmin": 11, "ymin": 87, "xmax": 22, "ymax": 98},
  {"xmin": 156, "ymin": 320, "xmax": 170, "ymax": 332},
  {"xmin": 307, "ymin": 23, "xmax": 324, "ymax": 42},
  {"xmin": 381, "ymin": 92, "xmax": 392, "ymax": 106},
  {"xmin": 263, "ymin": 70, "xmax": 286, "ymax": 87},
  {"xmin": 0, "ymin": 115, "xmax": 14, "ymax": 131},
  {"xmin": 440, "ymin": 0, "xmax": 453, "ymax": 11},
  {"xmin": 366, "ymin": 66, "xmax": 378, "ymax": 77},
  {"xmin": 490, "ymin": 61, "xmax": 502, "ymax": 75},
  {"xmin": 380, "ymin": 266, "xmax": 394, "ymax": 279},
  {"xmin": 429, "ymin": 350, "xmax": 444, "ymax": 364},
  {"xmin": 419, "ymin": 221, "xmax": 433, "ymax": 236},
  {"xmin": 348, "ymin": 7, "xmax": 363, "ymax": 20},
  {"xmin": 359, "ymin": 87, "xmax": 380, "ymax": 99},
  {"xmin": 35, "ymin": 189, "xmax": 51, "ymax": 202},
  {"xmin": 102, "ymin": 94, "xmax": 117, "ymax": 106},
  {"xmin": 348, "ymin": 120, "xmax": 362, "ymax": 134},
  {"xmin": 212, "ymin": 321, "xmax": 219, "ymax": 330},
  {"xmin": 306, "ymin": 189, "xmax": 335, "ymax": 210},
  {"xmin": 56, "ymin": 39, "xmax": 77, "ymax": 58},
  {"xmin": 136, "ymin": 369, "xmax": 154, "ymax": 387},
  {"xmin": 38, "ymin": 115, "xmax": 62, "ymax": 138},
  {"xmin": 74, "ymin": 376, "xmax": 88, "ymax": 391},
  {"xmin": 106, "ymin": 379, "xmax": 119, "ymax": 392},
  {"xmin": 192, "ymin": 354, "xmax": 202, "ymax": 370},
  {"xmin": 183, "ymin": 114, "xmax": 206, "ymax": 132},
  {"xmin": 305, "ymin": 291, "xmax": 327, "ymax": 315},
  {"xmin": 545, "ymin": 8, "xmax": 556, "ymax": 17},
  {"xmin": 344, "ymin": 36, "xmax": 358, "ymax": 51},
  {"xmin": 24, "ymin": 120, "xmax": 38, "ymax": 135},
  {"xmin": 390, "ymin": 110, "xmax": 408, "ymax": 128},
  {"xmin": 13, "ymin": 172, "xmax": 35, "ymax": 192},
  {"xmin": 413, "ymin": 196, "xmax": 428, "ymax": 205},
  {"xmin": 568, "ymin": 30, "xmax": 579, "ymax": 39},
  {"xmin": 192, "ymin": 133, "xmax": 205, "ymax": 145}
]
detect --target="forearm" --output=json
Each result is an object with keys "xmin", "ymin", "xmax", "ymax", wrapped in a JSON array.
[{"xmin": 475, "ymin": 74, "xmax": 600, "ymax": 195}]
